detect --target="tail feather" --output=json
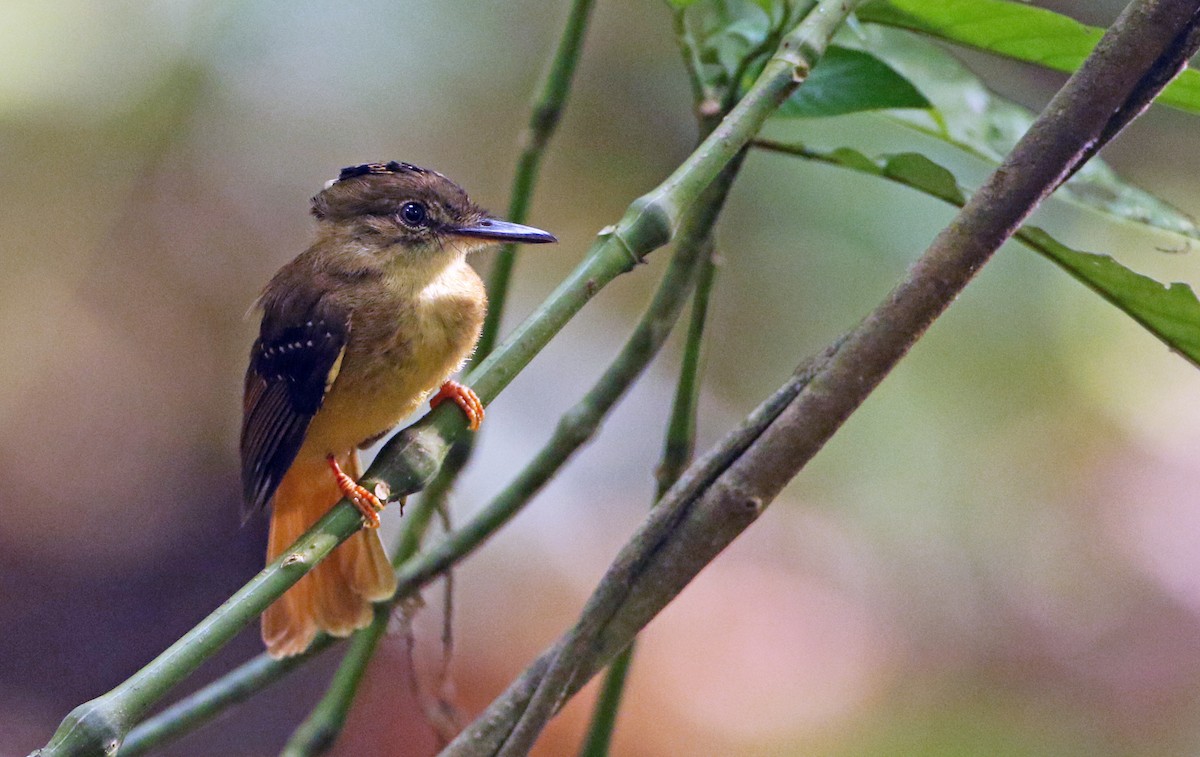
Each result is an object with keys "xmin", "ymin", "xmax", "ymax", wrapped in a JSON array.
[{"xmin": 262, "ymin": 451, "xmax": 398, "ymax": 658}]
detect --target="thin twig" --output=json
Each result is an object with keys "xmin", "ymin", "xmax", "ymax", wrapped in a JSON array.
[
  {"xmin": 276, "ymin": 493, "xmax": 439, "ymax": 756},
  {"xmin": 654, "ymin": 251, "xmax": 716, "ymax": 497},
  {"xmin": 574, "ymin": 645, "xmax": 634, "ymax": 757},
  {"xmin": 277, "ymin": 604, "xmax": 390, "ymax": 757}
]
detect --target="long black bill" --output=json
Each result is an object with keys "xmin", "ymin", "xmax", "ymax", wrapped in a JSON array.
[{"xmin": 453, "ymin": 218, "xmax": 557, "ymax": 244}]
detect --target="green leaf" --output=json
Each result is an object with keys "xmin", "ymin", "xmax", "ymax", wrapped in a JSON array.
[
  {"xmin": 857, "ymin": 0, "xmax": 1200, "ymax": 114},
  {"xmin": 845, "ymin": 25, "xmax": 1200, "ymax": 242},
  {"xmin": 755, "ymin": 140, "xmax": 1200, "ymax": 368},
  {"xmin": 776, "ymin": 45, "xmax": 931, "ymax": 117},
  {"xmin": 718, "ymin": 16, "xmax": 772, "ymax": 74},
  {"xmin": 1018, "ymin": 227, "xmax": 1200, "ymax": 368},
  {"xmin": 680, "ymin": 0, "xmax": 775, "ymax": 89},
  {"xmin": 747, "ymin": 0, "xmax": 782, "ymax": 21},
  {"xmin": 880, "ymin": 152, "xmax": 964, "ymax": 205}
]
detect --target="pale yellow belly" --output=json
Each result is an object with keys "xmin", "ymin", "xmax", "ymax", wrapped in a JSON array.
[{"xmin": 295, "ymin": 283, "xmax": 484, "ymax": 461}]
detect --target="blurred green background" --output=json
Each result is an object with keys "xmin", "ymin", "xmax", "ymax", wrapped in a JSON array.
[{"xmin": 4, "ymin": 1, "xmax": 1200, "ymax": 755}]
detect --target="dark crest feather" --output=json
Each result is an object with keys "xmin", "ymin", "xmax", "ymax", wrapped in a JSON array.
[{"xmin": 336, "ymin": 161, "xmax": 425, "ymax": 182}]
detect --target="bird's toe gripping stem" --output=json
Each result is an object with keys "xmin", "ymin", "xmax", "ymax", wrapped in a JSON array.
[
  {"xmin": 327, "ymin": 455, "xmax": 386, "ymax": 528},
  {"xmin": 430, "ymin": 380, "xmax": 484, "ymax": 431}
]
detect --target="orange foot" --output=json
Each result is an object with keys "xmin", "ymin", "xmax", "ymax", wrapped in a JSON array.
[
  {"xmin": 430, "ymin": 380, "xmax": 484, "ymax": 431},
  {"xmin": 327, "ymin": 455, "xmax": 384, "ymax": 528}
]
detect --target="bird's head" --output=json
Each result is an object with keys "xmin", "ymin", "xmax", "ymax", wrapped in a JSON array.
[{"xmin": 311, "ymin": 161, "xmax": 556, "ymax": 261}]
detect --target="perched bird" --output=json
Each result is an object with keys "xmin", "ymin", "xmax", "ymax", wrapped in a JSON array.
[{"xmin": 241, "ymin": 161, "xmax": 556, "ymax": 657}]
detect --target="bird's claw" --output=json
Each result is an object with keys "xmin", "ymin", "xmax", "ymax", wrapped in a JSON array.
[
  {"xmin": 430, "ymin": 380, "xmax": 484, "ymax": 431},
  {"xmin": 327, "ymin": 455, "xmax": 384, "ymax": 528}
]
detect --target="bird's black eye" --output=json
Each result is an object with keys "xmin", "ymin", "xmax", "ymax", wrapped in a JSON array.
[{"xmin": 399, "ymin": 201, "xmax": 427, "ymax": 227}]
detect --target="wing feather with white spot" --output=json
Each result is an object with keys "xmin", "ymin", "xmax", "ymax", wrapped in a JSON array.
[{"xmin": 240, "ymin": 296, "xmax": 350, "ymax": 514}]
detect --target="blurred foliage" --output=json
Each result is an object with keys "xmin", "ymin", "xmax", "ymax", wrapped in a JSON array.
[
  {"xmin": 860, "ymin": 0, "xmax": 1200, "ymax": 113},
  {"xmin": 7, "ymin": 1, "xmax": 1200, "ymax": 756}
]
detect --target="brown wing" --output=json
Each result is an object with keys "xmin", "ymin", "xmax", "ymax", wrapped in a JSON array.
[{"xmin": 241, "ymin": 294, "xmax": 350, "ymax": 514}]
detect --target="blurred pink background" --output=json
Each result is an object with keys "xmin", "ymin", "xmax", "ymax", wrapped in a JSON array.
[{"xmin": 4, "ymin": 1, "xmax": 1200, "ymax": 754}]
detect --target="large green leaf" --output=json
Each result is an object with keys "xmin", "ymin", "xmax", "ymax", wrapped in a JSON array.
[
  {"xmin": 1021, "ymin": 227, "xmax": 1200, "ymax": 368},
  {"xmin": 857, "ymin": 0, "xmax": 1200, "ymax": 114},
  {"xmin": 755, "ymin": 140, "xmax": 1200, "ymax": 367},
  {"xmin": 842, "ymin": 25, "xmax": 1200, "ymax": 243},
  {"xmin": 777, "ymin": 45, "xmax": 930, "ymax": 117}
]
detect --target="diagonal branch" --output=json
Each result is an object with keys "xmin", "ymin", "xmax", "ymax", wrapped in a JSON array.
[
  {"xmin": 577, "ymin": 248, "xmax": 719, "ymax": 757},
  {"xmin": 476, "ymin": 0, "xmax": 598, "ymax": 361},
  {"xmin": 441, "ymin": 1, "xmax": 1200, "ymax": 753},
  {"xmin": 278, "ymin": 1, "xmax": 599, "ymax": 752},
  {"xmin": 117, "ymin": 158, "xmax": 737, "ymax": 757},
  {"xmin": 33, "ymin": 1, "xmax": 863, "ymax": 754}
]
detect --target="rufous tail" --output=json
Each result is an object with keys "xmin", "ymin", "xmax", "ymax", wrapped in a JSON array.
[{"xmin": 262, "ymin": 451, "xmax": 398, "ymax": 658}]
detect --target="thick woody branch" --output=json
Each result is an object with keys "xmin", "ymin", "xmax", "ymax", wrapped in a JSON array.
[{"xmin": 442, "ymin": 1, "xmax": 1200, "ymax": 753}]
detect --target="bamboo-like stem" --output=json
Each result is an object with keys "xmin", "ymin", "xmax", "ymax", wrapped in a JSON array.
[
  {"xmin": 36, "ymin": 502, "xmax": 367, "ymax": 757},
  {"xmin": 120, "ymin": 493, "xmax": 441, "ymax": 756},
  {"xmin": 109, "ymin": 158, "xmax": 739, "ymax": 757},
  {"xmin": 278, "ymin": 605, "xmax": 389, "ymax": 757},
  {"xmin": 575, "ymin": 644, "xmax": 633, "ymax": 757},
  {"xmin": 476, "ymin": 0, "xmax": 597, "ymax": 361},
  {"xmin": 118, "ymin": 638, "xmax": 335, "ymax": 757},
  {"xmin": 34, "ymin": 1, "xmax": 855, "ymax": 753},
  {"xmin": 280, "ymin": 1, "xmax": 599, "ymax": 750},
  {"xmin": 440, "ymin": 3, "xmax": 1200, "ymax": 754},
  {"xmin": 278, "ymin": 491, "xmax": 441, "ymax": 757}
]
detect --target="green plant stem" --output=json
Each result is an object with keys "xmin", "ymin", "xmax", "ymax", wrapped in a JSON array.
[
  {"xmin": 37, "ymin": 502, "xmax": 365, "ymax": 757},
  {"xmin": 110, "ymin": 171, "xmax": 736, "ymax": 757},
  {"xmin": 442, "ymin": 3, "xmax": 1200, "ymax": 754},
  {"xmin": 278, "ymin": 490, "xmax": 442, "ymax": 757},
  {"xmin": 278, "ymin": 605, "xmax": 389, "ymax": 757},
  {"xmin": 476, "ymin": 0, "xmax": 597, "ymax": 362},
  {"xmin": 35, "ymin": 1, "xmax": 854, "ymax": 753},
  {"xmin": 280, "ymin": 1, "xmax": 599, "ymax": 750},
  {"xmin": 656, "ymin": 252, "xmax": 715, "ymax": 496},
  {"xmin": 575, "ymin": 644, "xmax": 633, "ymax": 757},
  {"xmin": 118, "ymin": 638, "xmax": 335, "ymax": 757},
  {"xmin": 672, "ymin": 9, "xmax": 717, "ymax": 112},
  {"xmin": 121, "ymin": 493, "xmax": 443, "ymax": 756},
  {"xmin": 578, "ymin": 251, "xmax": 718, "ymax": 757}
]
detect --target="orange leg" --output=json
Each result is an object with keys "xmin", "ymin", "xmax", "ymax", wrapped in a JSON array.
[
  {"xmin": 327, "ymin": 455, "xmax": 383, "ymax": 528},
  {"xmin": 430, "ymin": 380, "xmax": 484, "ymax": 431}
]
